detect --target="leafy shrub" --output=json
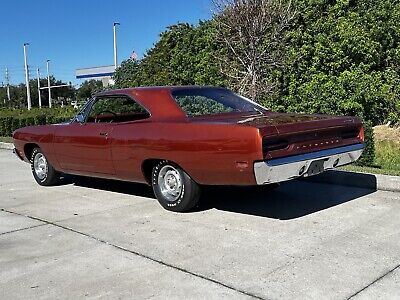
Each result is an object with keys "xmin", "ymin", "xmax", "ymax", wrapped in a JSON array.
[
  {"xmin": 0, "ymin": 107, "xmax": 76, "ymax": 137},
  {"xmin": 356, "ymin": 121, "xmax": 375, "ymax": 167}
]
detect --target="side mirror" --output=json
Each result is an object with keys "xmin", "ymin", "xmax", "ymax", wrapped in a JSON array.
[{"xmin": 75, "ymin": 114, "xmax": 85, "ymax": 124}]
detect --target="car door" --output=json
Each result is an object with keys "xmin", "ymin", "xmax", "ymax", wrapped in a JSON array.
[{"xmin": 53, "ymin": 97, "xmax": 116, "ymax": 174}]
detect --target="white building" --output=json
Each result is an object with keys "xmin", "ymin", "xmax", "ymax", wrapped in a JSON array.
[{"xmin": 75, "ymin": 65, "xmax": 115, "ymax": 87}]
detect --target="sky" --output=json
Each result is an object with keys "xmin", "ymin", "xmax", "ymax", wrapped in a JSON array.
[{"xmin": 0, "ymin": 0, "xmax": 212, "ymax": 87}]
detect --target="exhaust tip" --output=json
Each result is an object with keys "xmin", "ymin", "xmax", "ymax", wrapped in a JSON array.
[
  {"xmin": 299, "ymin": 165, "xmax": 306, "ymax": 175},
  {"xmin": 333, "ymin": 158, "xmax": 340, "ymax": 167}
]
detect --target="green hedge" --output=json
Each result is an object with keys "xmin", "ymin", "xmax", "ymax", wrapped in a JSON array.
[
  {"xmin": 0, "ymin": 115, "xmax": 72, "ymax": 137},
  {"xmin": 0, "ymin": 107, "xmax": 76, "ymax": 137}
]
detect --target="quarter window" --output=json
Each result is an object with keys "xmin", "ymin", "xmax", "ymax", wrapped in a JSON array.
[
  {"xmin": 171, "ymin": 88, "xmax": 266, "ymax": 116},
  {"xmin": 173, "ymin": 95, "xmax": 235, "ymax": 116}
]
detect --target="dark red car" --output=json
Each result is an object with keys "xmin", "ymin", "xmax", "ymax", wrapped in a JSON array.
[{"xmin": 13, "ymin": 86, "xmax": 365, "ymax": 211}]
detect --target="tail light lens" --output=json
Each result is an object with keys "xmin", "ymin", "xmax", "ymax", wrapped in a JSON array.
[
  {"xmin": 341, "ymin": 128, "xmax": 360, "ymax": 139},
  {"xmin": 358, "ymin": 126, "xmax": 365, "ymax": 142},
  {"xmin": 263, "ymin": 138, "xmax": 289, "ymax": 155}
]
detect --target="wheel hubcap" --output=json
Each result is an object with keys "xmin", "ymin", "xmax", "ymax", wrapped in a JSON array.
[
  {"xmin": 158, "ymin": 165, "xmax": 183, "ymax": 202},
  {"xmin": 33, "ymin": 153, "xmax": 48, "ymax": 180}
]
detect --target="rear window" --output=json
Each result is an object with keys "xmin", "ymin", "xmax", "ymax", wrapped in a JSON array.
[{"xmin": 171, "ymin": 87, "xmax": 266, "ymax": 116}]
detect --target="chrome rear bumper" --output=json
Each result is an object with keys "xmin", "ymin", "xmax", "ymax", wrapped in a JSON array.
[{"xmin": 254, "ymin": 143, "xmax": 365, "ymax": 185}]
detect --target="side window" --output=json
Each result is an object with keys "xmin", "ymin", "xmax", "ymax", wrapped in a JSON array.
[{"xmin": 87, "ymin": 96, "xmax": 149, "ymax": 123}]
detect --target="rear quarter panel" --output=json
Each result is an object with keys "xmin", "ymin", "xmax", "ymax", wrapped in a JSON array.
[{"xmin": 110, "ymin": 120, "xmax": 263, "ymax": 185}]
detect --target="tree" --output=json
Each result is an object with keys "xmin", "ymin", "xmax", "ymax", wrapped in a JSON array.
[
  {"xmin": 113, "ymin": 60, "xmax": 141, "ymax": 88},
  {"xmin": 114, "ymin": 21, "xmax": 225, "ymax": 88},
  {"xmin": 76, "ymin": 80, "xmax": 104, "ymax": 101},
  {"xmin": 0, "ymin": 76, "xmax": 74, "ymax": 109},
  {"xmin": 30, "ymin": 76, "xmax": 75, "ymax": 107},
  {"xmin": 0, "ymin": 87, "xmax": 7, "ymax": 107},
  {"xmin": 213, "ymin": 0, "xmax": 296, "ymax": 100},
  {"xmin": 114, "ymin": 0, "xmax": 399, "ymax": 129},
  {"xmin": 273, "ymin": 0, "xmax": 400, "ymax": 126}
]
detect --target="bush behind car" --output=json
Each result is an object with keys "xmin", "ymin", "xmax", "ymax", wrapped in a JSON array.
[{"xmin": 0, "ymin": 107, "xmax": 76, "ymax": 137}]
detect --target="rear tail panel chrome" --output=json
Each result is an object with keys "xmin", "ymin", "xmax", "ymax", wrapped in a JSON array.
[{"xmin": 254, "ymin": 143, "xmax": 364, "ymax": 185}]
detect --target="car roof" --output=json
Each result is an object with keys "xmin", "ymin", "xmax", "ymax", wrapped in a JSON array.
[
  {"xmin": 94, "ymin": 86, "xmax": 227, "ymax": 120},
  {"xmin": 96, "ymin": 85, "xmax": 224, "ymax": 94}
]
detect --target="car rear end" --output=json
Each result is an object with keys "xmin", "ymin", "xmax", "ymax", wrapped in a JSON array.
[{"xmin": 249, "ymin": 113, "xmax": 365, "ymax": 185}]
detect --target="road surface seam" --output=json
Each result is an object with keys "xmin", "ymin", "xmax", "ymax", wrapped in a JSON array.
[
  {"xmin": 1, "ymin": 208, "xmax": 267, "ymax": 300},
  {"xmin": 0, "ymin": 223, "xmax": 47, "ymax": 236},
  {"xmin": 346, "ymin": 263, "xmax": 400, "ymax": 299}
]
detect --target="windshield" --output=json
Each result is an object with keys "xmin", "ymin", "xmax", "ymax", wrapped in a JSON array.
[
  {"xmin": 171, "ymin": 87, "xmax": 267, "ymax": 116},
  {"xmin": 73, "ymin": 98, "xmax": 93, "ymax": 122}
]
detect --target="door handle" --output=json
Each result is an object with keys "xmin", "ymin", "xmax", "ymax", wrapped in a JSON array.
[{"xmin": 99, "ymin": 132, "xmax": 108, "ymax": 137}]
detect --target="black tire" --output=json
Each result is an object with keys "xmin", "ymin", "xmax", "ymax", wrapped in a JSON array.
[
  {"xmin": 30, "ymin": 147, "xmax": 60, "ymax": 186},
  {"xmin": 151, "ymin": 160, "xmax": 201, "ymax": 212},
  {"xmin": 259, "ymin": 182, "xmax": 280, "ymax": 191}
]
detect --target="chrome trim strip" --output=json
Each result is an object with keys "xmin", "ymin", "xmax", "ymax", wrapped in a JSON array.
[
  {"xmin": 267, "ymin": 143, "xmax": 365, "ymax": 166},
  {"xmin": 254, "ymin": 143, "xmax": 365, "ymax": 185}
]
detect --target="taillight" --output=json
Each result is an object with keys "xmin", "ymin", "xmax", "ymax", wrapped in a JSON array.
[
  {"xmin": 341, "ymin": 128, "xmax": 359, "ymax": 139},
  {"xmin": 358, "ymin": 127, "xmax": 365, "ymax": 142},
  {"xmin": 263, "ymin": 138, "xmax": 289, "ymax": 155}
]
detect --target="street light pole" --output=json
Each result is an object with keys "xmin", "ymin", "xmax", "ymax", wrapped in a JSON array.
[
  {"xmin": 23, "ymin": 43, "xmax": 32, "ymax": 110},
  {"xmin": 46, "ymin": 60, "xmax": 52, "ymax": 108},
  {"xmin": 113, "ymin": 22, "xmax": 120, "ymax": 70},
  {"xmin": 5, "ymin": 68, "xmax": 11, "ymax": 104},
  {"xmin": 37, "ymin": 68, "xmax": 42, "ymax": 108}
]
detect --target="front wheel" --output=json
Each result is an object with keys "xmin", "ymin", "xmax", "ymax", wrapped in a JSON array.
[
  {"xmin": 30, "ymin": 147, "xmax": 60, "ymax": 186},
  {"xmin": 151, "ymin": 161, "xmax": 201, "ymax": 212}
]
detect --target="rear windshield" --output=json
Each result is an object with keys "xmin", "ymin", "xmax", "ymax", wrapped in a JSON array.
[{"xmin": 171, "ymin": 87, "xmax": 266, "ymax": 116}]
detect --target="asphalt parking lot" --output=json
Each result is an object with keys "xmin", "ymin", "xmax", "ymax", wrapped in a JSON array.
[{"xmin": 1, "ymin": 149, "xmax": 399, "ymax": 300}]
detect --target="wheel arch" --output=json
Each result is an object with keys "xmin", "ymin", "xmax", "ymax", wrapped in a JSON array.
[
  {"xmin": 24, "ymin": 143, "xmax": 40, "ymax": 161},
  {"xmin": 141, "ymin": 158, "xmax": 197, "ymax": 186}
]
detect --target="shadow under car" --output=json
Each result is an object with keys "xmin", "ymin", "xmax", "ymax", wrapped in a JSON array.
[{"xmin": 59, "ymin": 171, "xmax": 377, "ymax": 220}]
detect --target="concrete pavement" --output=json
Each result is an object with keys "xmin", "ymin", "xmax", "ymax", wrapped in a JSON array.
[{"xmin": 0, "ymin": 149, "xmax": 399, "ymax": 299}]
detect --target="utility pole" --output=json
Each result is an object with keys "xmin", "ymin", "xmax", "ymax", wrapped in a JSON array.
[
  {"xmin": 5, "ymin": 68, "xmax": 10, "ymax": 104},
  {"xmin": 113, "ymin": 22, "xmax": 120, "ymax": 70},
  {"xmin": 37, "ymin": 68, "xmax": 42, "ymax": 108},
  {"xmin": 23, "ymin": 43, "xmax": 32, "ymax": 110},
  {"xmin": 46, "ymin": 60, "xmax": 52, "ymax": 108}
]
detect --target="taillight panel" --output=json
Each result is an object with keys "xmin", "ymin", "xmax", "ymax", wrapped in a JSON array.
[
  {"xmin": 262, "ymin": 126, "xmax": 363, "ymax": 159},
  {"xmin": 341, "ymin": 127, "xmax": 360, "ymax": 139},
  {"xmin": 262, "ymin": 138, "xmax": 289, "ymax": 154}
]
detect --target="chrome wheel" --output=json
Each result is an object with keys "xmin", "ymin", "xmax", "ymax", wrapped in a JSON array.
[
  {"xmin": 33, "ymin": 153, "xmax": 48, "ymax": 180},
  {"xmin": 157, "ymin": 165, "xmax": 183, "ymax": 202}
]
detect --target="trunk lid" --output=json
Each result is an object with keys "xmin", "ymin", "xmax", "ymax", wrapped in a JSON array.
[
  {"xmin": 236, "ymin": 112, "xmax": 359, "ymax": 134},
  {"xmin": 234, "ymin": 112, "xmax": 363, "ymax": 159}
]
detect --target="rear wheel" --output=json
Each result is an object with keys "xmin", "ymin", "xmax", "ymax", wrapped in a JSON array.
[
  {"xmin": 151, "ymin": 161, "xmax": 201, "ymax": 212},
  {"xmin": 30, "ymin": 147, "xmax": 60, "ymax": 186}
]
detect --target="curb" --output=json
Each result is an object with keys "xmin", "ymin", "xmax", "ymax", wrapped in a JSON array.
[
  {"xmin": 0, "ymin": 142, "xmax": 13, "ymax": 150},
  {"xmin": 305, "ymin": 170, "xmax": 400, "ymax": 193},
  {"xmin": 1, "ymin": 141, "xmax": 399, "ymax": 192}
]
